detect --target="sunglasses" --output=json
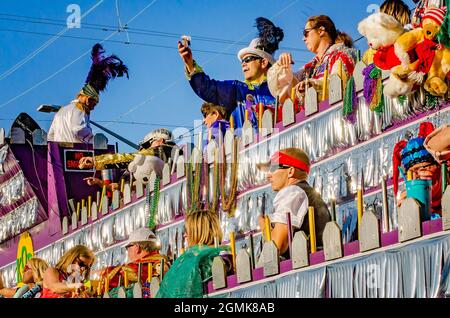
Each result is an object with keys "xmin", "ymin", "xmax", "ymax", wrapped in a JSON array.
[
  {"xmin": 76, "ymin": 257, "xmax": 91, "ymax": 269},
  {"xmin": 125, "ymin": 244, "xmax": 135, "ymax": 250},
  {"xmin": 303, "ymin": 27, "xmax": 317, "ymax": 37},
  {"xmin": 269, "ymin": 164, "xmax": 291, "ymax": 173},
  {"xmin": 241, "ymin": 55, "xmax": 262, "ymax": 64}
]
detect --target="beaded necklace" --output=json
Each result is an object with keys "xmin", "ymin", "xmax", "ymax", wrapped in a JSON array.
[
  {"xmin": 220, "ymin": 137, "xmax": 239, "ymax": 216},
  {"xmin": 211, "ymin": 149, "xmax": 220, "ymax": 212},
  {"xmin": 147, "ymin": 176, "xmax": 161, "ymax": 230},
  {"xmin": 187, "ymin": 155, "xmax": 202, "ymax": 212}
]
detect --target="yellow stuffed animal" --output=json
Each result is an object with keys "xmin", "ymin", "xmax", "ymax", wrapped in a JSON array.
[{"xmin": 393, "ymin": 6, "xmax": 450, "ymax": 96}]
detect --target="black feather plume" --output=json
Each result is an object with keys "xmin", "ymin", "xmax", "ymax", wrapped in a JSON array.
[
  {"xmin": 85, "ymin": 43, "xmax": 129, "ymax": 93},
  {"xmin": 255, "ymin": 17, "xmax": 284, "ymax": 54}
]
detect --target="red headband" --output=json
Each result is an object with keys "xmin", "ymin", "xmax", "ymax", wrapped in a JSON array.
[{"xmin": 271, "ymin": 151, "xmax": 310, "ymax": 173}]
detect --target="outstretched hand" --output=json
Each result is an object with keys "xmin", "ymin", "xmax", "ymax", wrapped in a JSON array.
[
  {"xmin": 84, "ymin": 177, "xmax": 103, "ymax": 187},
  {"xmin": 177, "ymin": 41, "xmax": 194, "ymax": 73},
  {"xmin": 277, "ymin": 53, "xmax": 294, "ymax": 67},
  {"xmin": 79, "ymin": 156, "xmax": 94, "ymax": 169}
]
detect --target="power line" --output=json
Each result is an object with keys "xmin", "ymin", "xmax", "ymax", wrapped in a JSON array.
[
  {"xmin": 0, "ymin": 118, "xmax": 187, "ymax": 127},
  {"xmin": 0, "ymin": 13, "xmax": 309, "ymax": 53},
  {"xmin": 115, "ymin": 0, "xmax": 130, "ymax": 44},
  {"xmin": 0, "ymin": 0, "xmax": 159, "ymax": 109},
  {"xmin": 0, "ymin": 0, "xmax": 105, "ymax": 81},
  {"xmin": 0, "ymin": 28, "xmax": 239, "ymax": 57},
  {"xmin": 105, "ymin": 0, "xmax": 303, "ymax": 131}
]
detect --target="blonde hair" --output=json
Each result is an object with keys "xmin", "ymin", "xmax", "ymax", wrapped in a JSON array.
[
  {"xmin": 55, "ymin": 245, "xmax": 95, "ymax": 281},
  {"xmin": 380, "ymin": 0, "xmax": 411, "ymax": 26},
  {"xmin": 27, "ymin": 258, "xmax": 49, "ymax": 283},
  {"xmin": 185, "ymin": 210, "xmax": 223, "ymax": 247}
]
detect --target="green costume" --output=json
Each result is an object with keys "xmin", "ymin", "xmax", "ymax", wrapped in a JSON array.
[{"xmin": 156, "ymin": 244, "xmax": 228, "ymax": 298}]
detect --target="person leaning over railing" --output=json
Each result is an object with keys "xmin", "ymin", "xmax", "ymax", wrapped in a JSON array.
[
  {"xmin": 156, "ymin": 209, "xmax": 229, "ymax": 298},
  {"xmin": 41, "ymin": 245, "xmax": 95, "ymax": 298},
  {"xmin": 256, "ymin": 148, "xmax": 331, "ymax": 260},
  {"xmin": 0, "ymin": 257, "xmax": 49, "ymax": 298},
  {"xmin": 267, "ymin": 15, "xmax": 357, "ymax": 105},
  {"xmin": 79, "ymin": 128, "xmax": 176, "ymax": 191}
]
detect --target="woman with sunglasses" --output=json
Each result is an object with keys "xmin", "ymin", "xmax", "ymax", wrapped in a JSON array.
[
  {"xmin": 0, "ymin": 258, "xmax": 48, "ymax": 298},
  {"xmin": 268, "ymin": 15, "xmax": 356, "ymax": 105},
  {"xmin": 41, "ymin": 245, "xmax": 95, "ymax": 298}
]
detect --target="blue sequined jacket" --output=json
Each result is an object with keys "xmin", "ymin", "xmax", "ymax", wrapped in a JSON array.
[{"xmin": 188, "ymin": 63, "xmax": 276, "ymax": 129}]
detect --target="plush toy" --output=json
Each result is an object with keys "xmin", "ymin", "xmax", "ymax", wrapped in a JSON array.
[
  {"xmin": 128, "ymin": 154, "xmax": 164, "ymax": 184},
  {"xmin": 393, "ymin": 121, "xmax": 443, "ymax": 216},
  {"xmin": 358, "ymin": 13, "xmax": 417, "ymax": 97},
  {"xmin": 358, "ymin": 13, "xmax": 405, "ymax": 68},
  {"xmin": 393, "ymin": 6, "xmax": 450, "ymax": 96}
]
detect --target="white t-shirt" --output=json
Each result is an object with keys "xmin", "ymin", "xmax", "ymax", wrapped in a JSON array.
[
  {"xmin": 271, "ymin": 184, "xmax": 308, "ymax": 228},
  {"xmin": 47, "ymin": 102, "xmax": 93, "ymax": 143}
]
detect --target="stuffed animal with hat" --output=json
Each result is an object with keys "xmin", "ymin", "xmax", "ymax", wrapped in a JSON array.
[
  {"xmin": 391, "ymin": 6, "xmax": 450, "ymax": 97},
  {"xmin": 358, "ymin": 13, "xmax": 417, "ymax": 97}
]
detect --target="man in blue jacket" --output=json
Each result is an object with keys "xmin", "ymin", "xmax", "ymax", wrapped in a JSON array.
[{"xmin": 177, "ymin": 18, "xmax": 284, "ymax": 129}]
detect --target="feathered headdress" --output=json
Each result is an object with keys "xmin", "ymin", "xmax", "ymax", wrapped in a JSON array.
[
  {"xmin": 80, "ymin": 43, "xmax": 129, "ymax": 101},
  {"xmin": 392, "ymin": 122, "xmax": 435, "ymax": 196},
  {"xmin": 237, "ymin": 17, "xmax": 284, "ymax": 64},
  {"xmin": 254, "ymin": 17, "xmax": 285, "ymax": 55}
]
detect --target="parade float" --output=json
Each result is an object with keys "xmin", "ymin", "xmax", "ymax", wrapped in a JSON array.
[
  {"xmin": 1, "ymin": 8, "xmax": 450, "ymax": 298},
  {"xmin": 0, "ymin": 62, "xmax": 449, "ymax": 298}
]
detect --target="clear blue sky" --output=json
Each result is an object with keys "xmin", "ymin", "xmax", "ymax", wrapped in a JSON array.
[{"xmin": 0, "ymin": 0, "xmax": 415, "ymax": 152}]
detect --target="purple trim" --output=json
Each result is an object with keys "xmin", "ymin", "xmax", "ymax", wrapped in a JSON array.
[
  {"xmin": 422, "ymin": 218, "xmax": 443, "ymax": 235},
  {"xmin": 10, "ymin": 144, "xmax": 48, "ymax": 213},
  {"xmin": 280, "ymin": 258, "xmax": 292, "ymax": 272},
  {"xmin": 206, "ymin": 218, "xmax": 446, "ymax": 295},
  {"xmin": 47, "ymin": 142, "xmax": 68, "ymax": 219},
  {"xmin": 380, "ymin": 229, "xmax": 399, "ymax": 246},
  {"xmin": 343, "ymin": 241, "xmax": 360, "ymax": 256},
  {"xmin": 237, "ymin": 102, "xmax": 450, "ymax": 198},
  {"xmin": 309, "ymin": 250, "xmax": 325, "ymax": 265}
]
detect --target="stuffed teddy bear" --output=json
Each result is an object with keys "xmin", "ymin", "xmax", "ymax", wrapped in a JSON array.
[
  {"xmin": 128, "ymin": 154, "xmax": 164, "ymax": 184},
  {"xmin": 393, "ymin": 6, "xmax": 450, "ymax": 96},
  {"xmin": 358, "ymin": 12, "xmax": 405, "ymax": 68},
  {"xmin": 358, "ymin": 13, "xmax": 416, "ymax": 97}
]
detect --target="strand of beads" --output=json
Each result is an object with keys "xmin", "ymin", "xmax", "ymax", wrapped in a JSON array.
[{"xmin": 147, "ymin": 176, "xmax": 161, "ymax": 230}]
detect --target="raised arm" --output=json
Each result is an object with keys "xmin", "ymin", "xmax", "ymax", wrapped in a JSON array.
[{"xmin": 178, "ymin": 41, "xmax": 238, "ymax": 110}]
